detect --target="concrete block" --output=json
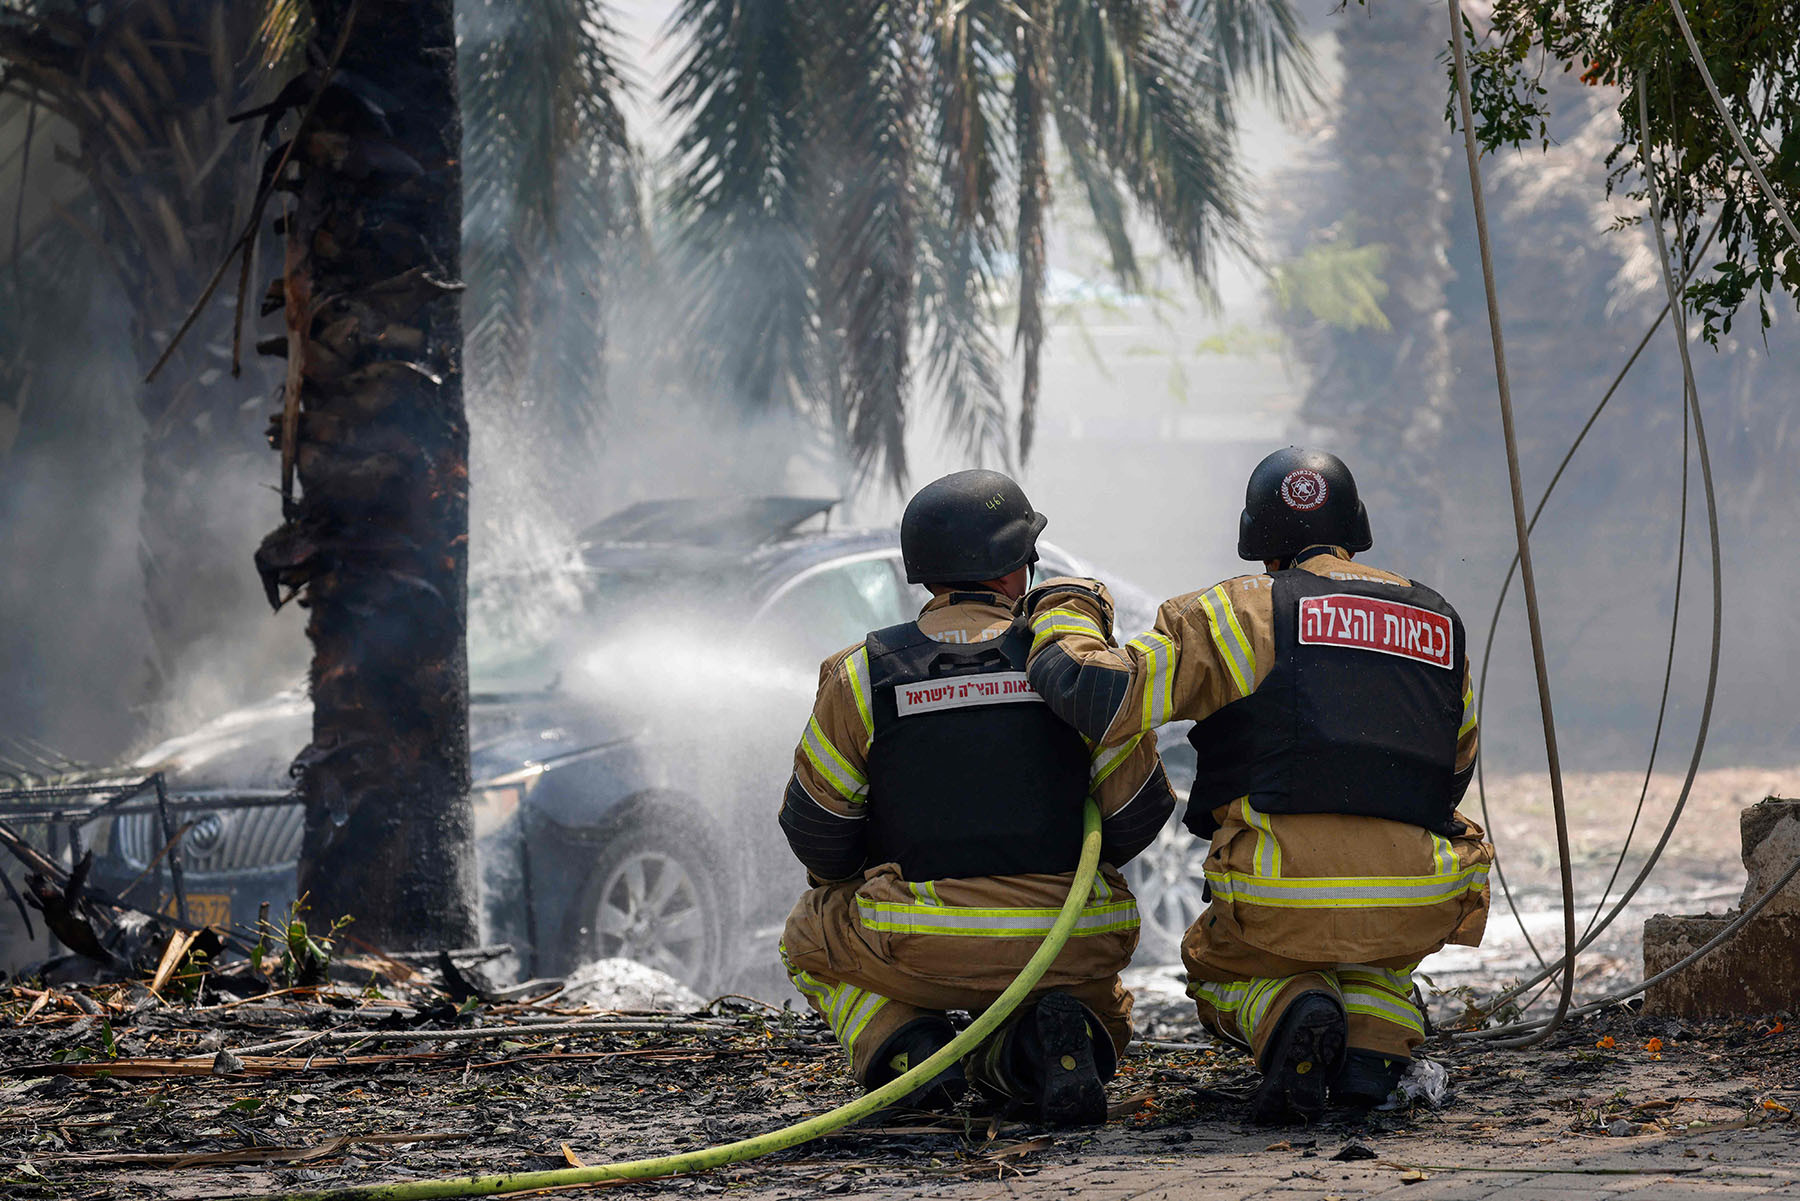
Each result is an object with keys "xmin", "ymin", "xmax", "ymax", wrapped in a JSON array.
[
  {"xmin": 1739, "ymin": 797, "xmax": 1800, "ymax": 915},
  {"xmin": 1643, "ymin": 796, "xmax": 1800, "ymax": 1019},
  {"xmin": 1643, "ymin": 911, "xmax": 1800, "ymax": 1017}
]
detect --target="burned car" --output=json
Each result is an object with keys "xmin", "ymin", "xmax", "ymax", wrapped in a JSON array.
[{"xmin": 85, "ymin": 498, "xmax": 1204, "ymax": 992}]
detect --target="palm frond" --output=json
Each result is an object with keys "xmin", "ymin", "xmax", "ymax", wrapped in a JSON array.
[
  {"xmin": 460, "ymin": 0, "xmax": 640, "ymax": 465},
  {"xmin": 1186, "ymin": 0, "xmax": 1317, "ymax": 118},
  {"xmin": 915, "ymin": 186, "xmax": 1009, "ymax": 467},
  {"xmin": 924, "ymin": 0, "xmax": 1009, "ymax": 230},
  {"xmin": 1052, "ymin": 96, "xmax": 1139, "ymax": 289},
  {"xmin": 1052, "ymin": 3, "xmax": 1248, "ymax": 284},
  {"xmin": 1012, "ymin": 0, "xmax": 1050, "ymax": 460},
  {"xmin": 252, "ymin": 0, "xmax": 311, "ymax": 74},
  {"xmin": 663, "ymin": 0, "xmax": 816, "ymax": 414},
  {"xmin": 909, "ymin": 0, "xmax": 1010, "ymax": 466},
  {"xmin": 813, "ymin": 0, "xmax": 919, "ymax": 487}
]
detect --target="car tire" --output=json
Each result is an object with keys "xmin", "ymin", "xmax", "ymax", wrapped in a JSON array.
[
  {"xmin": 1122, "ymin": 795, "xmax": 1210, "ymax": 965},
  {"xmin": 561, "ymin": 804, "xmax": 733, "ymax": 997}
]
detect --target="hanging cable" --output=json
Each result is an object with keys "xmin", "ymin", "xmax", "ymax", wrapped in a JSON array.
[
  {"xmin": 1580, "ymin": 386, "xmax": 1687, "ymax": 945},
  {"xmin": 1459, "ymin": 66, "xmax": 1733, "ymax": 1039},
  {"xmin": 1473, "ymin": 285, "xmax": 1675, "ymax": 980},
  {"xmin": 1444, "ymin": 0, "xmax": 1578, "ymax": 1050},
  {"xmin": 1667, "ymin": 0, "xmax": 1800, "ymax": 251},
  {"xmin": 1472, "ymin": 211, "xmax": 1723, "ymax": 988},
  {"xmin": 1469, "ymin": 220, "xmax": 1724, "ymax": 1021}
]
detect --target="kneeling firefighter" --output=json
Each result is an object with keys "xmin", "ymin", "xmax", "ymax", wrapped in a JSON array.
[
  {"xmin": 1021, "ymin": 448, "xmax": 1495, "ymax": 1123},
  {"xmin": 778, "ymin": 470, "xmax": 1178, "ymax": 1126}
]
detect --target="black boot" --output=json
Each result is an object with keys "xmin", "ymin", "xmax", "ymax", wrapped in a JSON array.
[
  {"xmin": 1330, "ymin": 1048, "xmax": 1408, "ymax": 1109},
  {"xmin": 1250, "ymin": 991, "xmax": 1347, "ymax": 1125},
  {"xmin": 967, "ymin": 991, "xmax": 1115, "ymax": 1128},
  {"xmin": 865, "ymin": 1015, "xmax": 966, "ymax": 1111}
]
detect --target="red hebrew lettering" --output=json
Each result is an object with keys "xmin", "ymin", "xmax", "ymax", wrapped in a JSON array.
[
  {"xmin": 893, "ymin": 671, "xmax": 1045, "ymax": 716},
  {"xmin": 1297, "ymin": 594, "xmax": 1454, "ymax": 670}
]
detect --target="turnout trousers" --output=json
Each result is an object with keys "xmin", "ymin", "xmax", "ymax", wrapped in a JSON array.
[
  {"xmin": 1187, "ymin": 951, "xmax": 1426, "ymax": 1062},
  {"xmin": 780, "ymin": 863, "xmax": 1140, "ymax": 1083},
  {"xmin": 1181, "ymin": 805, "xmax": 1496, "ymax": 1065}
]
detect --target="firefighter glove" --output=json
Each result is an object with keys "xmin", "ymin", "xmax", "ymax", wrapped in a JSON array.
[{"xmin": 1018, "ymin": 577, "xmax": 1115, "ymax": 643}]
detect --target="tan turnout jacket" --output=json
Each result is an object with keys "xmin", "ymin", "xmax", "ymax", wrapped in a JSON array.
[
  {"xmin": 1024, "ymin": 549, "xmax": 1493, "ymax": 977},
  {"xmin": 778, "ymin": 590, "xmax": 1173, "ymax": 1076}
]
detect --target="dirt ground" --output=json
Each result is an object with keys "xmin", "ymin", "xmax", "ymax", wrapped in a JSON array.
[
  {"xmin": 0, "ymin": 994, "xmax": 1792, "ymax": 1201},
  {"xmin": 1, "ymin": 764, "xmax": 1795, "ymax": 1201}
]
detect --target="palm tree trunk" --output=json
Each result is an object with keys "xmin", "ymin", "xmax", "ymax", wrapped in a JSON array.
[
  {"xmin": 1295, "ymin": 0, "xmax": 1453, "ymax": 573},
  {"xmin": 257, "ymin": 0, "xmax": 475, "ymax": 950}
]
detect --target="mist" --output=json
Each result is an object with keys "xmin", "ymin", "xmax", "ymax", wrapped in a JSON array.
[{"xmin": 0, "ymin": 0, "xmax": 1794, "ymax": 1002}]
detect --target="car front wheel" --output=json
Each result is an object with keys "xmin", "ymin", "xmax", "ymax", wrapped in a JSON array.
[
  {"xmin": 1122, "ymin": 798, "xmax": 1210, "ymax": 964},
  {"xmin": 573, "ymin": 816, "xmax": 729, "ymax": 995}
]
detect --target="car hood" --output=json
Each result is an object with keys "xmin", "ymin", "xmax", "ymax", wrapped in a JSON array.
[{"xmin": 126, "ymin": 689, "xmax": 641, "ymax": 793}]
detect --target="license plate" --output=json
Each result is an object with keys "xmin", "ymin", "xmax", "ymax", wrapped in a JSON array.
[{"xmin": 165, "ymin": 893, "xmax": 231, "ymax": 929}]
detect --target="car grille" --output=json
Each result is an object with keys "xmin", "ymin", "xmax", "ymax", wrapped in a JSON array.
[{"xmin": 113, "ymin": 803, "xmax": 304, "ymax": 876}]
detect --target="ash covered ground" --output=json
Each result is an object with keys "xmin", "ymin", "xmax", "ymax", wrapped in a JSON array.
[{"xmin": 1, "ymin": 765, "xmax": 1795, "ymax": 1200}]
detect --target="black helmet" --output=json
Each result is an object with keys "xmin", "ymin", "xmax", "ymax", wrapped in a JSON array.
[
  {"xmin": 900, "ymin": 470, "xmax": 1047, "ymax": 584},
  {"xmin": 1237, "ymin": 447, "xmax": 1373, "ymax": 561}
]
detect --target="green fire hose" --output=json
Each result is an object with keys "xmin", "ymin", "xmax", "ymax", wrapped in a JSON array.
[{"xmin": 248, "ymin": 800, "xmax": 1105, "ymax": 1201}]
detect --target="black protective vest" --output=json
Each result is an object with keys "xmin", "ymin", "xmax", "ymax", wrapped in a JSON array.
[
  {"xmin": 1187, "ymin": 567, "xmax": 1465, "ymax": 836},
  {"xmin": 863, "ymin": 612, "xmax": 1090, "ymax": 880}
]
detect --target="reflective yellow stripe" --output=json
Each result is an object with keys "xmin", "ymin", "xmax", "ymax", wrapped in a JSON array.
[
  {"xmin": 1125, "ymin": 633, "xmax": 1175, "ymax": 730},
  {"xmin": 1429, "ymin": 831, "xmax": 1458, "ymax": 876},
  {"xmin": 1243, "ymin": 976, "xmax": 1287, "ymax": 1037},
  {"xmin": 1205, "ymin": 863, "xmax": 1490, "ymax": 909},
  {"xmin": 1458, "ymin": 680, "xmax": 1477, "ymax": 738},
  {"xmin": 907, "ymin": 881, "xmax": 942, "ymax": 906},
  {"xmin": 1197, "ymin": 586, "xmax": 1255, "ymax": 698},
  {"xmin": 1031, "ymin": 608, "xmax": 1105, "ymax": 652},
  {"xmin": 846, "ymin": 648, "xmax": 874, "ymax": 747},
  {"xmin": 792, "ymin": 970, "xmax": 891, "ymax": 1057},
  {"xmin": 801, "ymin": 716, "xmax": 867, "ymax": 801},
  {"xmin": 1089, "ymin": 733, "xmax": 1142, "ymax": 786},
  {"xmin": 837, "ymin": 988, "xmax": 888, "ymax": 1050},
  {"xmin": 1191, "ymin": 976, "xmax": 1287, "ymax": 1044},
  {"xmin": 790, "ymin": 971, "xmax": 832, "ymax": 1006},
  {"xmin": 855, "ymin": 896, "xmax": 1139, "ymax": 937},
  {"xmin": 1241, "ymin": 798, "xmax": 1281, "ymax": 878},
  {"xmin": 1338, "ymin": 964, "xmax": 1415, "ymax": 998},
  {"xmin": 1340, "ymin": 981, "xmax": 1424, "ymax": 1037}
]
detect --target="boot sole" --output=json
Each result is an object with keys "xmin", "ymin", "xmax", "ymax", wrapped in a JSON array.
[
  {"xmin": 1251, "ymin": 993, "xmax": 1347, "ymax": 1125},
  {"xmin": 1033, "ymin": 992, "xmax": 1108, "ymax": 1128}
]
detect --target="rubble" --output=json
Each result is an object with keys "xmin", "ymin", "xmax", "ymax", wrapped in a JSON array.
[
  {"xmin": 0, "ymin": 974, "xmax": 1790, "ymax": 1199},
  {"xmin": 558, "ymin": 956, "xmax": 705, "ymax": 1011}
]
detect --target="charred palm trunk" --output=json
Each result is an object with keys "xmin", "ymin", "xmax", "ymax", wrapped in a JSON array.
[{"xmin": 255, "ymin": 0, "xmax": 475, "ymax": 949}]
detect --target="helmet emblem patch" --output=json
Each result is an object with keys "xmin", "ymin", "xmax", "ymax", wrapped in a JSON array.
[{"xmin": 1279, "ymin": 468, "xmax": 1328, "ymax": 511}]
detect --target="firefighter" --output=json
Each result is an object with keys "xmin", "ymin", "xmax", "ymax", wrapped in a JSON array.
[
  {"xmin": 1021, "ymin": 447, "xmax": 1493, "ymax": 1123},
  {"xmin": 777, "ymin": 469, "xmax": 1178, "ymax": 1127}
]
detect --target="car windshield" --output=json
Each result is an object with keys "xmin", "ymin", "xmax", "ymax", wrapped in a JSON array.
[{"xmin": 468, "ymin": 563, "xmax": 724, "ymax": 693}]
